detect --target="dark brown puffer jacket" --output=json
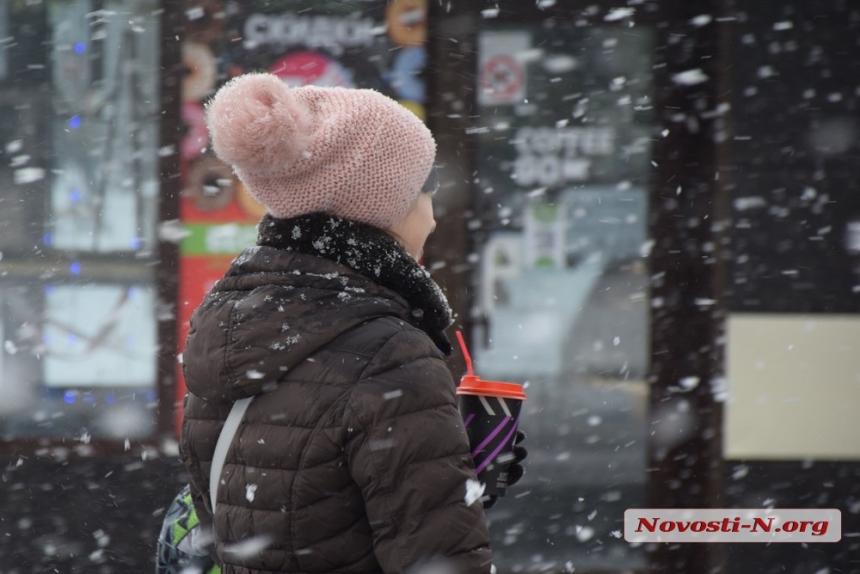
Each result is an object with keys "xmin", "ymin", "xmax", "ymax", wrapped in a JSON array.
[{"xmin": 180, "ymin": 214, "xmax": 492, "ymax": 574}]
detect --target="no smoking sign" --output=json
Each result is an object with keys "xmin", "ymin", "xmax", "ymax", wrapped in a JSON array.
[{"xmin": 479, "ymin": 54, "xmax": 525, "ymax": 106}]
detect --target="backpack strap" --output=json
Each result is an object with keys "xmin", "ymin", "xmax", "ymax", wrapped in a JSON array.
[{"xmin": 209, "ymin": 397, "xmax": 254, "ymax": 514}]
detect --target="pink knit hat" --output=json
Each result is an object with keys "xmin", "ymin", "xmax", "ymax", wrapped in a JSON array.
[{"xmin": 204, "ymin": 73, "xmax": 436, "ymax": 229}]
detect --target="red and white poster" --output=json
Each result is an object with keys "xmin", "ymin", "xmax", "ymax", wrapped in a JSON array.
[{"xmin": 478, "ymin": 31, "xmax": 530, "ymax": 106}]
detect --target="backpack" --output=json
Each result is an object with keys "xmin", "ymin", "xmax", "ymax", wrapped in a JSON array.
[
  {"xmin": 155, "ymin": 484, "xmax": 219, "ymax": 574},
  {"xmin": 157, "ymin": 397, "xmax": 252, "ymax": 573}
]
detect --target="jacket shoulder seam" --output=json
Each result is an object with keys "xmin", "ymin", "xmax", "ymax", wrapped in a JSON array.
[
  {"xmin": 354, "ymin": 322, "xmax": 423, "ymax": 382},
  {"xmin": 223, "ymin": 299, "xmax": 239, "ymax": 388}
]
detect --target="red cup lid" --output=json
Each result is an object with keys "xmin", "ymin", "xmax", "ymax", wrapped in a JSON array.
[{"xmin": 456, "ymin": 375, "xmax": 527, "ymax": 400}]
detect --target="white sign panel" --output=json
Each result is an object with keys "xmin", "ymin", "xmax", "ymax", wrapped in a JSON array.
[{"xmin": 478, "ymin": 31, "xmax": 530, "ymax": 106}]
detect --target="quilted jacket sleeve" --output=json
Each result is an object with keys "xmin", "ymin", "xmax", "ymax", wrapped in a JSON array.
[{"xmin": 343, "ymin": 327, "xmax": 493, "ymax": 574}]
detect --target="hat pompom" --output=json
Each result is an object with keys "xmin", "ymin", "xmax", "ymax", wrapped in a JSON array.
[{"xmin": 205, "ymin": 73, "xmax": 310, "ymax": 173}]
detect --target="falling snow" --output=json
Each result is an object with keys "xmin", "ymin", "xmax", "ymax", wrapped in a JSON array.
[{"xmin": 464, "ymin": 479, "xmax": 486, "ymax": 507}]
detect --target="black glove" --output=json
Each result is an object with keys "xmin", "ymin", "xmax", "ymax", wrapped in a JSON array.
[{"xmin": 483, "ymin": 430, "xmax": 527, "ymax": 509}]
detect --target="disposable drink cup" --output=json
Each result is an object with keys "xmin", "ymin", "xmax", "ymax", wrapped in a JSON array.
[{"xmin": 457, "ymin": 375, "xmax": 527, "ymax": 497}]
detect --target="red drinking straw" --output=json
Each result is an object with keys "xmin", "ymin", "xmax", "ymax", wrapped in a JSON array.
[{"xmin": 455, "ymin": 330, "xmax": 474, "ymax": 377}]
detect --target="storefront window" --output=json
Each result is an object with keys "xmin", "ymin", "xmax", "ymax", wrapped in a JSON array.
[
  {"xmin": 471, "ymin": 20, "xmax": 653, "ymax": 570},
  {"xmin": 0, "ymin": 1, "xmax": 161, "ymax": 440}
]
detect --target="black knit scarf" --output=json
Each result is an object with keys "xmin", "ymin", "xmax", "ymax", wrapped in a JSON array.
[{"xmin": 257, "ymin": 213, "xmax": 453, "ymax": 355}]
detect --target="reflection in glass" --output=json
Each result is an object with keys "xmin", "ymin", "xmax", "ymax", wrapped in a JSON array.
[
  {"xmin": 0, "ymin": 0, "xmax": 162, "ymax": 441},
  {"xmin": 471, "ymin": 23, "xmax": 653, "ymax": 570},
  {"xmin": 47, "ymin": 1, "xmax": 161, "ymax": 253},
  {"xmin": 43, "ymin": 284, "xmax": 157, "ymax": 388},
  {"xmin": 0, "ymin": 282, "xmax": 157, "ymax": 439}
]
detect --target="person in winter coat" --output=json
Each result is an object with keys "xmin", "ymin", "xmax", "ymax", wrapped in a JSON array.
[{"xmin": 179, "ymin": 73, "xmax": 522, "ymax": 574}]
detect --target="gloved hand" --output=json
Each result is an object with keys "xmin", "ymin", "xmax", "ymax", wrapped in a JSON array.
[{"xmin": 483, "ymin": 430, "xmax": 527, "ymax": 509}]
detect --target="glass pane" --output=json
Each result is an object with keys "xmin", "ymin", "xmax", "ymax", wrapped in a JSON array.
[
  {"xmin": 471, "ymin": 23, "xmax": 653, "ymax": 570},
  {"xmin": 0, "ymin": 281, "xmax": 158, "ymax": 439},
  {"xmin": 0, "ymin": 2, "xmax": 49, "ymax": 255},
  {"xmin": 43, "ymin": 284, "xmax": 158, "ymax": 388},
  {"xmin": 46, "ymin": 0, "xmax": 161, "ymax": 254},
  {"xmin": 0, "ymin": 1, "xmax": 162, "ymax": 440}
]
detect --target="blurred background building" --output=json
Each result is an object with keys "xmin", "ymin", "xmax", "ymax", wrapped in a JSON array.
[{"xmin": 0, "ymin": 0, "xmax": 858, "ymax": 572}]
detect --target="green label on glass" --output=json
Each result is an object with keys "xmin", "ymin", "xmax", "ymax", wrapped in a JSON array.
[{"xmin": 181, "ymin": 224, "xmax": 258, "ymax": 256}]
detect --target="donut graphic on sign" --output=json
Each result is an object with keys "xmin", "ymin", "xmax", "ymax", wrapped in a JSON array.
[
  {"xmin": 386, "ymin": 0, "xmax": 427, "ymax": 47},
  {"xmin": 182, "ymin": 42, "xmax": 217, "ymax": 103},
  {"xmin": 181, "ymin": 102, "xmax": 208, "ymax": 162},
  {"xmin": 269, "ymin": 51, "xmax": 355, "ymax": 88}
]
